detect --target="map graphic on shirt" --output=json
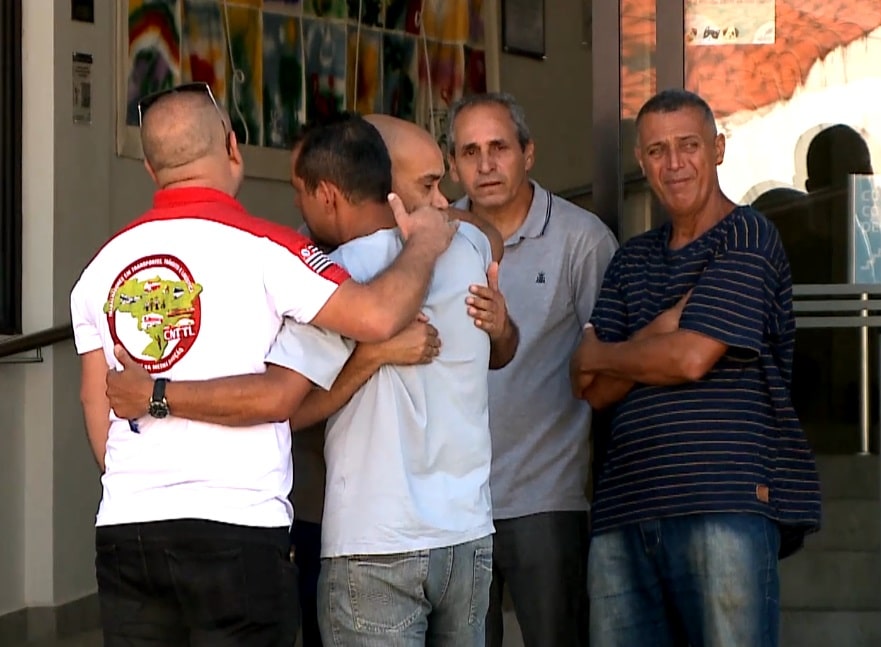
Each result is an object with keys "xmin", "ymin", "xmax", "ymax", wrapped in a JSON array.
[{"xmin": 104, "ymin": 254, "xmax": 203, "ymax": 372}]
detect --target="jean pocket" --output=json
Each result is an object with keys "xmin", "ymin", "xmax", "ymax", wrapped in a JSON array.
[
  {"xmin": 469, "ymin": 545, "xmax": 493, "ymax": 625},
  {"xmin": 166, "ymin": 547, "xmax": 247, "ymax": 627},
  {"xmin": 345, "ymin": 554, "xmax": 426, "ymax": 633}
]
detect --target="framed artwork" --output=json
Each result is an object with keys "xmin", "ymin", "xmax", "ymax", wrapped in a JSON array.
[
  {"xmin": 501, "ymin": 0, "xmax": 544, "ymax": 59},
  {"xmin": 116, "ymin": 0, "xmax": 501, "ymax": 180}
]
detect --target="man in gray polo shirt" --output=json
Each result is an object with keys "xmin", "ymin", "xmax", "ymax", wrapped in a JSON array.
[{"xmin": 448, "ymin": 92, "xmax": 618, "ymax": 647}]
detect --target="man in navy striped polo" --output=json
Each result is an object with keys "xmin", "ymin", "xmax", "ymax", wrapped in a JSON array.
[{"xmin": 570, "ymin": 89, "xmax": 821, "ymax": 647}]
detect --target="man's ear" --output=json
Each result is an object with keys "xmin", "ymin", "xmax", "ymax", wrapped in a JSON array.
[
  {"xmin": 714, "ymin": 132, "xmax": 726, "ymax": 166},
  {"xmin": 227, "ymin": 130, "xmax": 244, "ymax": 166},
  {"xmin": 143, "ymin": 159, "xmax": 160, "ymax": 188},
  {"xmin": 634, "ymin": 147, "xmax": 645, "ymax": 175},
  {"xmin": 524, "ymin": 140, "xmax": 536, "ymax": 172},
  {"xmin": 316, "ymin": 180, "xmax": 337, "ymax": 211},
  {"xmin": 448, "ymin": 154, "xmax": 460, "ymax": 183}
]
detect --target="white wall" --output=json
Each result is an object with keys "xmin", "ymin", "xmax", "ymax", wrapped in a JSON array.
[
  {"xmin": 0, "ymin": 367, "xmax": 25, "ymax": 615},
  {"xmin": 0, "ymin": 0, "xmax": 594, "ymax": 621},
  {"xmin": 718, "ymin": 28, "xmax": 881, "ymax": 203}
]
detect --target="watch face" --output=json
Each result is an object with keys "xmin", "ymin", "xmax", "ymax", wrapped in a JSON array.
[{"xmin": 148, "ymin": 400, "xmax": 170, "ymax": 419}]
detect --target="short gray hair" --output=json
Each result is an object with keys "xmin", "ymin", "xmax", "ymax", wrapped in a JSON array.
[
  {"xmin": 636, "ymin": 89, "xmax": 717, "ymax": 134},
  {"xmin": 446, "ymin": 92, "xmax": 532, "ymax": 155}
]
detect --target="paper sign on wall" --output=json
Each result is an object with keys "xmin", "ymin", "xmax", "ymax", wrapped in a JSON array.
[
  {"xmin": 685, "ymin": 0, "xmax": 775, "ymax": 46},
  {"xmin": 72, "ymin": 52, "xmax": 93, "ymax": 125}
]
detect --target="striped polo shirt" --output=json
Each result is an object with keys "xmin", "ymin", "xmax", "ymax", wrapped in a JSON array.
[{"xmin": 589, "ymin": 206, "xmax": 821, "ymax": 547}]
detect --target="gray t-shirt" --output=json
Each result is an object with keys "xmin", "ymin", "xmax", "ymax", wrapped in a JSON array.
[
  {"xmin": 267, "ymin": 223, "xmax": 495, "ymax": 556},
  {"xmin": 454, "ymin": 180, "xmax": 618, "ymax": 519}
]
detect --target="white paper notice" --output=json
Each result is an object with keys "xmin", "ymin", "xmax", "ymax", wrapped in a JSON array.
[{"xmin": 72, "ymin": 52, "xmax": 93, "ymax": 124}]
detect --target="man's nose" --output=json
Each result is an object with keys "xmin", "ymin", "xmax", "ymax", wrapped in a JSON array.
[
  {"xmin": 477, "ymin": 150, "xmax": 494, "ymax": 173},
  {"xmin": 432, "ymin": 191, "xmax": 449, "ymax": 209},
  {"xmin": 666, "ymin": 148, "xmax": 684, "ymax": 170}
]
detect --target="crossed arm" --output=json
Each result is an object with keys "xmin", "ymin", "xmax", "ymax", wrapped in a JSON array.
[{"xmin": 570, "ymin": 293, "xmax": 727, "ymax": 410}]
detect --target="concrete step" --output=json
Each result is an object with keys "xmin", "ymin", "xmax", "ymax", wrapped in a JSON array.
[
  {"xmin": 815, "ymin": 455, "xmax": 879, "ymax": 500},
  {"xmin": 802, "ymin": 499, "xmax": 881, "ymax": 552},
  {"xmin": 782, "ymin": 610, "xmax": 881, "ymax": 647},
  {"xmin": 781, "ymin": 549, "xmax": 880, "ymax": 610}
]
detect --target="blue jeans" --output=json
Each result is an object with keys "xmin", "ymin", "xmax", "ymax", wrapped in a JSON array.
[
  {"xmin": 318, "ymin": 535, "xmax": 493, "ymax": 647},
  {"xmin": 588, "ymin": 513, "xmax": 780, "ymax": 647}
]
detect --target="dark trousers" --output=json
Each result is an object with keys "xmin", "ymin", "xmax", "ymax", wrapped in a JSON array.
[
  {"xmin": 486, "ymin": 511, "xmax": 590, "ymax": 647},
  {"xmin": 96, "ymin": 518, "xmax": 299, "ymax": 647},
  {"xmin": 291, "ymin": 519, "xmax": 323, "ymax": 647}
]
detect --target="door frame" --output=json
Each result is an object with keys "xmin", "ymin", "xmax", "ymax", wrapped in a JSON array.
[{"xmin": 591, "ymin": 1, "xmax": 684, "ymax": 238}]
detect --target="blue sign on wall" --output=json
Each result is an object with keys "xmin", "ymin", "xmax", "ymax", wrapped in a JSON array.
[{"xmin": 850, "ymin": 174, "xmax": 881, "ymax": 284}]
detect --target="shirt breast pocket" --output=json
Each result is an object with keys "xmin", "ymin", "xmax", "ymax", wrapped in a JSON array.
[{"xmin": 502, "ymin": 256, "xmax": 565, "ymax": 332}]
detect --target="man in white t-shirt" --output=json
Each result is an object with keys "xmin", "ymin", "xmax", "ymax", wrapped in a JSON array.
[
  {"xmin": 71, "ymin": 84, "xmax": 455, "ymax": 647},
  {"xmin": 105, "ymin": 113, "xmax": 513, "ymax": 647}
]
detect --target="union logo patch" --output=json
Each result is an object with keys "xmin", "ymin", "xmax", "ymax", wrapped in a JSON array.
[{"xmin": 103, "ymin": 254, "xmax": 203, "ymax": 373}]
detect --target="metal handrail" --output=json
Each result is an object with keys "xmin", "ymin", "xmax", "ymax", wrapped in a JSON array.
[
  {"xmin": 0, "ymin": 323, "xmax": 73, "ymax": 361},
  {"xmin": 793, "ymin": 284, "xmax": 881, "ymax": 455}
]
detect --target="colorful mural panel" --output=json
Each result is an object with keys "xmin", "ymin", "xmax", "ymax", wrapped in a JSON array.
[{"xmin": 122, "ymin": 0, "xmax": 491, "ymax": 152}]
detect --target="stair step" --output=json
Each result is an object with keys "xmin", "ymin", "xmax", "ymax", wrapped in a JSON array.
[
  {"xmin": 802, "ymin": 499, "xmax": 881, "ymax": 552},
  {"xmin": 815, "ymin": 455, "xmax": 879, "ymax": 500},
  {"xmin": 781, "ymin": 550, "xmax": 880, "ymax": 609},
  {"xmin": 782, "ymin": 610, "xmax": 881, "ymax": 647}
]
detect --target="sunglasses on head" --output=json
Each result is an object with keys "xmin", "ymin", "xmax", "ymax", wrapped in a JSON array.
[{"xmin": 137, "ymin": 82, "xmax": 231, "ymax": 154}]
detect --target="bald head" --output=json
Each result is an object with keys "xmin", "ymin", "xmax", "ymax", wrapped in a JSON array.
[
  {"xmin": 140, "ymin": 91, "xmax": 234, "ymax": 186},
  {"xmin": 364, "ymin": 114, "xmax": 448, "ymax": 210}
]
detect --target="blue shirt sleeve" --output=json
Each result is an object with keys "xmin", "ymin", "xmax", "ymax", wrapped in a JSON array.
[
  {"xmin": 458, "ymin": 222, "xmax": 493, "ymax": 271},
  {"xmin": 679, "ymin": 217, "xmax": 775, "ymax": 354},
  {"xmin": 589, "ymin": 248, "xmax": 630, "ymax": 343},
  {"xmin": 265, "ymin": 320, "xmax": 355, "ymax": 390}
]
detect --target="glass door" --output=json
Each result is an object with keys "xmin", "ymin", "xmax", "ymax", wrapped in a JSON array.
[
  {"xmin": 592, "ymin": 1, "xmax": 881, "ymax": 453},
  {"xmin": 684, "ymin": 1, "xmax": 881, "ymax": 453}
]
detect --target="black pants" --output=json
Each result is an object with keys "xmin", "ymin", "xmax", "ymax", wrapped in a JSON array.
[
  {"xmin": 291, "ymin": 519, "xmax": 322, "ymax": 647},
  {"xmin": 96, "ymin": 519, "xmax": 299, "ymax": 647},
  {"xmin": 486, "ymin": 511, "xmax": 590, "ymax": 647}
]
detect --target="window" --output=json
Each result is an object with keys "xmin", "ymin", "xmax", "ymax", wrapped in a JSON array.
[{"xmin": 0, "ymin": 0, "xmax": 22, "ymax": 334}]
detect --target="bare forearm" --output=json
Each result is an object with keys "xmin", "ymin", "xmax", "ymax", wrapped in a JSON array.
[
  {"xmin": 290, "ymin": 346, "xmax": 383, "ymax": 431},
  {"xmin": 489, "ymin": 317, "xmax": 519, "ymax": 369},
  {"xmin": 585, "ymin": 333, "xmax": 704, "ymax": 384},
  {"xmin": 81, "ymin": 351, "xmax": 111, "ymax": 473},
  {"xmin": 165, "ymin": 370, "xmax": 310, "ymax": 427},
  {"xmin": 577, "ymin": 318, "xmax": 667, "ymax": 404},
  {"xmin": 582, "ymin": 375, "xmax": 634, "ymax": 410},
  {"xmin": 82, "ymin": 403, "xmax": 109, "ymax": 472}
]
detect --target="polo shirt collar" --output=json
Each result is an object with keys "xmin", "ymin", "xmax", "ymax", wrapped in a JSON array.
[
  {"xmin": 152, "ymin": 187, "xmax": 245, "ymax": 212},
  {"xmin": 509, "ymin": 180, "xmax": 551, "ymax": 244}
]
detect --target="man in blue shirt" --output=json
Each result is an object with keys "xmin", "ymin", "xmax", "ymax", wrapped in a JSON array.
[{"xmin": 570, "ymin": 89, "xmax": 821, "ymax": 647}]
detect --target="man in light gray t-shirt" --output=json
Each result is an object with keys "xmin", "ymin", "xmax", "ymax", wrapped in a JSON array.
[
  {"xmin": 270, "ymin": 114, "xmax": 510, "ymax": 647},
  {"xmin": 449, "ymin": 92, "xmax": 618, "ymax": 647}
]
